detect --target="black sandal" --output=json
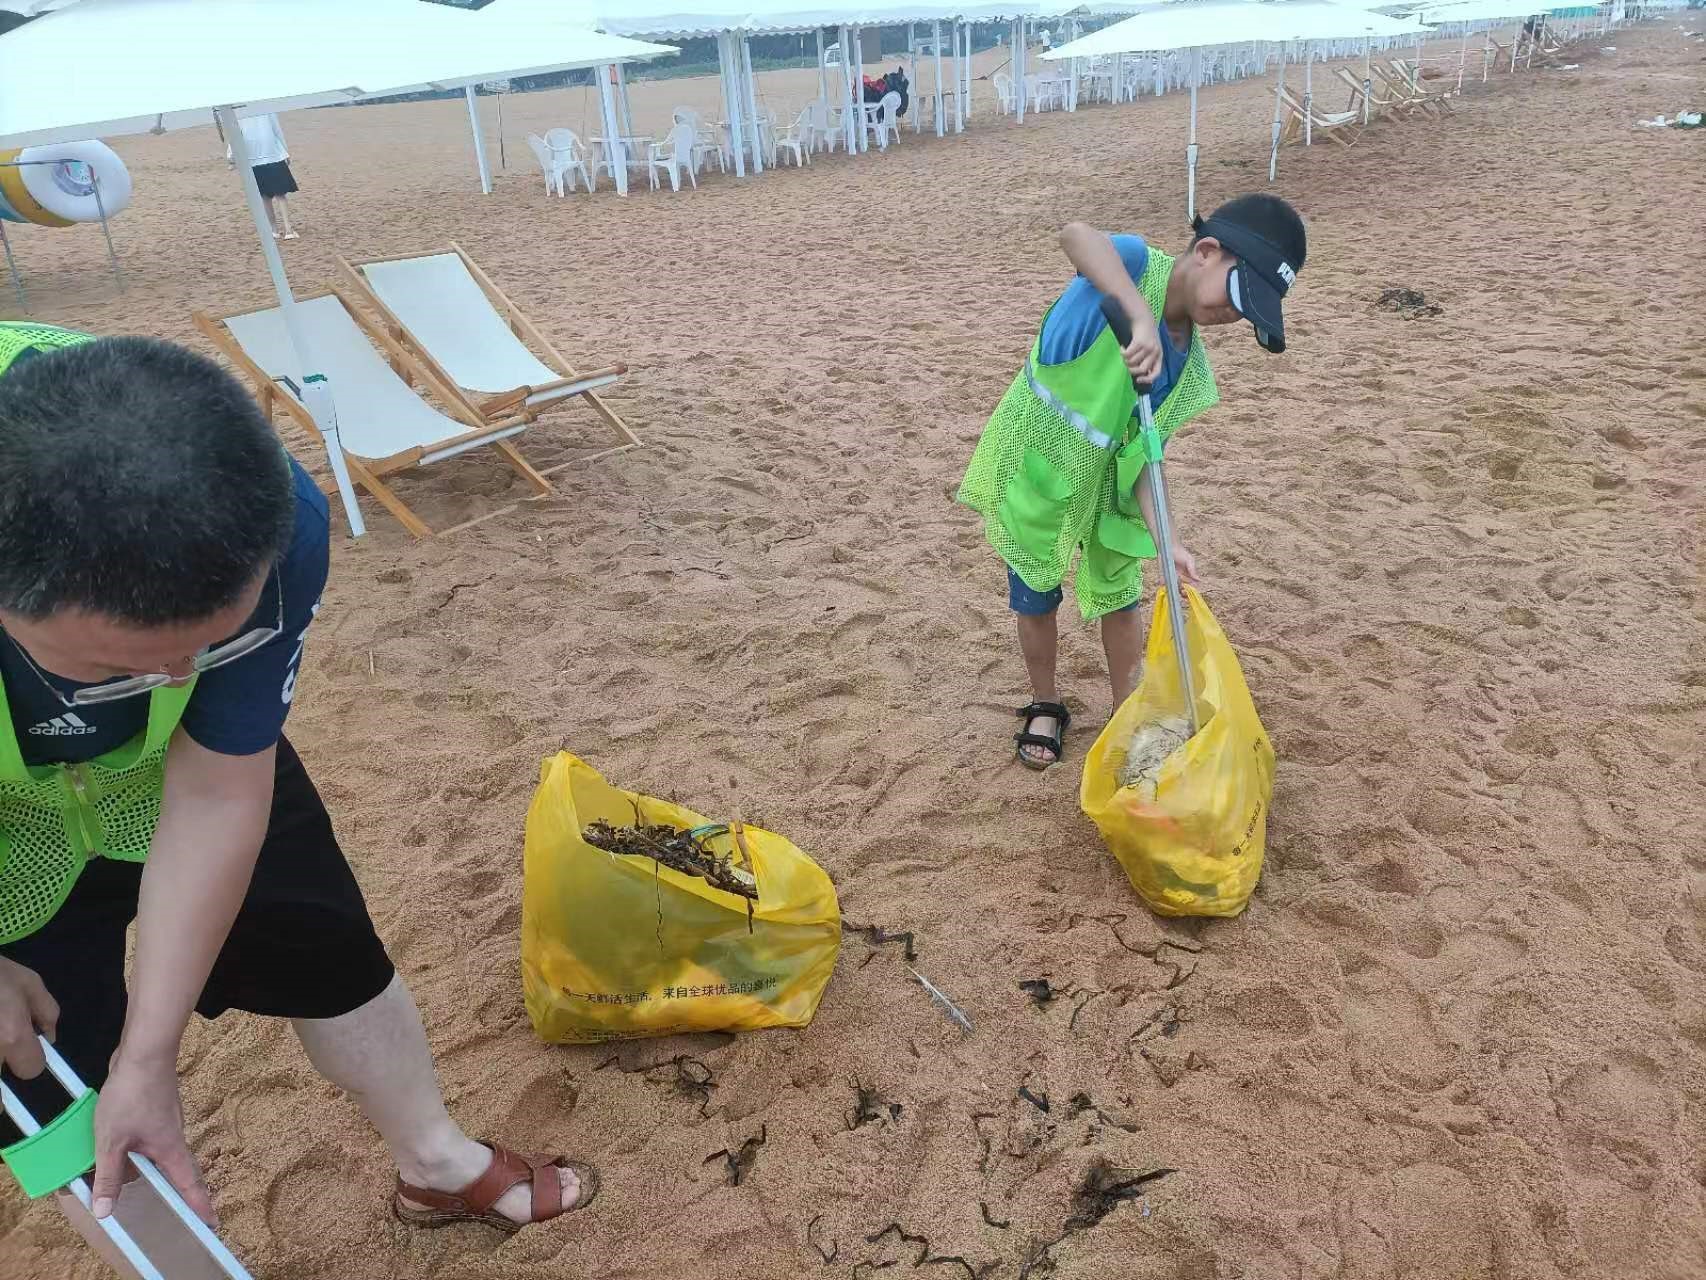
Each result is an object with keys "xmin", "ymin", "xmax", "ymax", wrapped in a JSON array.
[{"xmin": 1014, "ymin": 701, "xmax": 1071, "ymax": 771}]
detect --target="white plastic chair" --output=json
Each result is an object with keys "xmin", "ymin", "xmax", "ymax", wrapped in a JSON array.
[
  {"xmin": 993, "ymin": 71, "xmax": 1016, "ymax": 115},
  {"xmin": 542, "ymin": 127, "xmax": 594, "ymax": 193},
  {"xmin": 772, "ymin": 106, "xmax": 812, "ymax": 167},
  {"xmin": 673, "ymin": 107, "xmax": 725, "ymax": 174},
  {"xmin": 645, "ymin": 122, "xmax": 698, "ymax": 192},
  {"xmin": 525, "ymin": 133, "xmax": 565, "ymax": 196},
  {"xmin": 808, "ymin": 98, "xmax": 842, "ymax": 152},
  {"xmin": 866, "ymin": 91, "xmax": 902, "ymax": 150}
]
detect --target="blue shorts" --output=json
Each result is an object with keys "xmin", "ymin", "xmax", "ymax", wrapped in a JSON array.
[{"xmin": 1007, "ymin": 566, "xmax": 1139, "ymax": 617}]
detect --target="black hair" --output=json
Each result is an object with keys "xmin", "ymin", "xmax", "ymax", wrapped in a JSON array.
[
  {"xmin": 0, "ymin": 336, "xmax": 293, "ymax": 625},
  {"xmin": 1191, "ymin": 193, "xmax": 1308, "ymax": 272}
]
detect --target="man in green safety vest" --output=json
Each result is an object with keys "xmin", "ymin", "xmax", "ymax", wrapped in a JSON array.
[
  {"xmin": 0, "ymin": 327, "xmax": 596, "ymax": 1233},
  {"xmin": 957, "ymin": 194, "xmax": 1307, "ymax": 769}
]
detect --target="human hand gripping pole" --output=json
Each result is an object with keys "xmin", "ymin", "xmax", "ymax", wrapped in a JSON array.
[{"xmin": 1099, "ymin": 295, "xmax": 1199, "ymax": 738}]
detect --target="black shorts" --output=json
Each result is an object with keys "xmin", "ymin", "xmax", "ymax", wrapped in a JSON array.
[
  {"xmin": 0, "ymin": 736, "xmax": 393, "ymax": 1132},
  {"xmin": 252, "ymin": 160, "xmax": 297, "ymax": 198}
]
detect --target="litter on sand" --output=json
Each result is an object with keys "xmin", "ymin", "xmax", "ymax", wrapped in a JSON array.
[{"xmin": 1116, "ymin": 715, "xmax": 1193, "ymax": 796}]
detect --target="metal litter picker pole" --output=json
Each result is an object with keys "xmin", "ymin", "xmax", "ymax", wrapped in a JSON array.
[
  {"xmin": 2, "ymin": 1035, "xmax": 254, "ymax": 1279},
  {"xmin": 1100, "ymin": 296, "xmax": 1199, "ymax": 737}
]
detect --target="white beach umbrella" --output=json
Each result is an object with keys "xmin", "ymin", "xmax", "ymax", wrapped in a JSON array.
[{"xmin": 0, "ymin": 0, "xmax": 674, "ymax": 537}]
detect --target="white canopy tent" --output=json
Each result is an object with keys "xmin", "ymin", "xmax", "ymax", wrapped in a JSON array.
[
  {"xmin": 1045, "ymin": 1, "xmax": 1431, "ymax": 216},
  {"xmin": 558, "ymin": 3, "xmax": 998, "ymax": 166},
  {"xmin": 1412, "ymin": 0, "xmax": 1553, "ymax": 81},
  {"xmin": 0, "ymin": 0, "xmax": 675, "ymax": 536}
]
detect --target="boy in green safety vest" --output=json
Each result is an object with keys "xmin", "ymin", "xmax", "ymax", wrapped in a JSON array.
[
  {"xmin": 957, "ymin": 194, "xmax": 1307, "ymax": 768},
  {"xmin": 0, "ymin": 327, "xmax": 596, "ymax": 1235}
]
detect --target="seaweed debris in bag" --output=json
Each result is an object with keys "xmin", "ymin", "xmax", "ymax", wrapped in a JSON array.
[{"xmin": 583, "ymin": 819, "xmax": 758, "ymax": 900}]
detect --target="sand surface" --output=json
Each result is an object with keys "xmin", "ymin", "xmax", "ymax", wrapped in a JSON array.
[{"xmin": 3, "ymin": 24, "xmax": 1704, "ymax": 1280}]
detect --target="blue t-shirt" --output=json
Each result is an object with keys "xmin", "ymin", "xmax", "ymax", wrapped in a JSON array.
[
  {"xmin": 1, "ymin": 457, "xmax": 329, "ymax": 765},
  {"xmin": 1037, "ymin": 234, "xmax": 1187, "ymax": 413}
]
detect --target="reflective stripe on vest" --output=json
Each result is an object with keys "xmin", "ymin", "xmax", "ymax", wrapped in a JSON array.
[{"xmin": 1024, "ymin": 358, "xmax": 1118, "ymax": 451}]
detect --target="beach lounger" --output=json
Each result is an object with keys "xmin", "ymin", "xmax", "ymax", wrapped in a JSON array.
[
  {"xmin": 194, "ymin": 288, "xmax": 550, "ymax": 538},
  {"xmin": 337, "ymin": 243, "xmax": 638, "ymax": 465},
  {"xmin": 1277, "ymin": 87, "xmax": 1362, "ymax": 147},
  {"xmin": 1371, "ymin": 64, "xmax": 1444, "ymax": 118},
  {"xmin": 1334, "ymin": 65, "xmax": 1413, "ymax": 121},
  {"xmin": 1385, "ymin": 60, "xmax": 1456, "ymax": 113}
]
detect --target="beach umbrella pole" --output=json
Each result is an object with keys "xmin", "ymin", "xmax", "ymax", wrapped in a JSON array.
[
  {"xmin": 1304, "ymin": 46, "xmax": 1313, "ymax": 146},
  {"xmin": 463, "ymin": 86, "xmax": 491, "ymax": 195},
  {"xmin": 1100, "ymin": 297, "xmax": 1198, "ymax": 737},
  {"xmin": 1013, "ymin": 19, "xmax": 1025, "ymax": 122},
  {"xmin": 1269, "ymin": 42, "xmax": 1285, "ymax": 182},
  {"xmin": 1187, "ymin": 46, "xmax": 1201, "ymax": 221},
  {"xmin": 1362, "ymin": 38, "xmax": 1373, "ymax": 125},
  {"xmin": 615, "ymin": 60, "xmax": 636, "ymax": 141},
  {"xmin": 216, "ymin": 105, "xmax": 364, "ymax": 538},
  {"xmin": 934, "ymin": 20, "xmax": 946, "ymax": 136}
]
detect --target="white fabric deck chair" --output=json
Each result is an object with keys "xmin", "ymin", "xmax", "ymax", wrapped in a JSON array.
[
  {"xmin": 1278, "ymin": 87, "xmax": 1362, "ymax": 147},
  {"xmin": 193, "ymin": 289, "xmax": 549, "ymax": 538},
  {"xmin": 337, "ymin": 242, "xmax": 639, "ymax": 459}
]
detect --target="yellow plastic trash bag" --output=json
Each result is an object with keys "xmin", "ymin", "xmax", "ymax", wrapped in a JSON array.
[
  {"xmin": 522, "ymin": 752, "xmax": 841, "ymax": 1043},
  {"xmin": 1080, "ymin": 587, "xmax": 1275, "ymax": 918}
]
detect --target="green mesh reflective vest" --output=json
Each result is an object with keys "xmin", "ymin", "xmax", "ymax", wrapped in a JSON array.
[
  {"xmin": 0, "ymin": 322, "xmax": 198, "ymax": 943},
  {"xmin": 956, "ymin": 248, "xmax": 1220, "ymax": 620}
]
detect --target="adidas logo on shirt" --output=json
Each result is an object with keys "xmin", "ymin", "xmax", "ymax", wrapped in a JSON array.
[{"xmin": 28, "ymin": 712, "xmax": 96, "ymax": 736}]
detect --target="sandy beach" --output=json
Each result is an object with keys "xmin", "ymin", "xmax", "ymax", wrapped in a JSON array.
[{"xmin": 2, "ymin": 21, "xmax": 1704, "ymax": 1280}]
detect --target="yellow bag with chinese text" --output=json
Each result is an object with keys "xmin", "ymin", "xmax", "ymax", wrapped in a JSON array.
[
  {"xmin": 522, "ymin": 752, "xmax": 841, "ymax": 1043},
  {"xmin": 1080, "ymin": 588, "xmax": 1274, "ymax": 917}
]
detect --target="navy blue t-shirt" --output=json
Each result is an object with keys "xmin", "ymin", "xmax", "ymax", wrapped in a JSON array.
[
  {"xmin": 1038, "ymin": 234, "xmax": 1188, "ymax": 413},
  {"xmin": 1, "ymin": 458, "xmax": 329, "ymax": 766}
]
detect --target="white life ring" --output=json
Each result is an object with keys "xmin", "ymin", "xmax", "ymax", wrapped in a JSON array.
[{"xmin": 0, "ymin": 141, "xmax": 132, "ymax": 228}]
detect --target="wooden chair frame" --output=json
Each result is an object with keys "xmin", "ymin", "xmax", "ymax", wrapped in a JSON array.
[
  {"xmin": 193, "ymin": 285, "xmax": 550, "ymax": 539},
  {"xmin": 1276, "ymin": 87, "xmax": 1363, "ymax": 148},
  {"xmin": 336, "ymin": 242, "xmax": 640, "ymax": 476}
]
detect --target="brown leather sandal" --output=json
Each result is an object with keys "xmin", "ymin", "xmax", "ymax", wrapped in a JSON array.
[{"xmin": 393, "ymin": 1143, "xmax": 599, "ymax": 1234}]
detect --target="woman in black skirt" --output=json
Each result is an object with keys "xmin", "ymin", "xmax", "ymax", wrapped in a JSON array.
[{"xmin": 235, "ymin": 112, "xmax": 299, "ymax": 239}]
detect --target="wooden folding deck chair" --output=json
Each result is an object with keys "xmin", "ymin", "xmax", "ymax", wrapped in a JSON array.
[
  {"xmin": 337, "ymin": 242, "xmax": 638, "ymax": 474},
  {"xmin": 193, "ymin": 287, "xmax": 550, "ymax": 538},
  {"xmin": 1385, "ymin": 60, "xmax": 1456, "ymax": 114},
  {"xmin": 1334, "ymin": 65, "xmax": 1412, "ymax": 122},
  {"xmin": 1277, "ymin": 87, "xmax": 1362, "ymax": 148}
]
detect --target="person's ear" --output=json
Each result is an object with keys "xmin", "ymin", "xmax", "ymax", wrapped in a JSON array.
[{"xmin": 1193, "ymin": 235, "xmax": 1223, "ymax": 263}]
